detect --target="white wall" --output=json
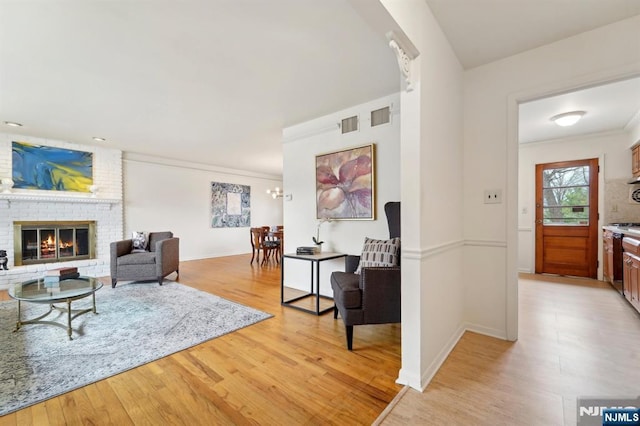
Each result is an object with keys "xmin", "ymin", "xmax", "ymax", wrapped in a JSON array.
[
  {"xmin": 518, "ymin": 132, "xmax": 636, "ymax": 273},
  {"xmin": 464, "ymin": 15, "xmax": 640, "ymax": 340},
  {"xmin": 381, "ymin": 0, "xmax": 465, "ymax": 391},
  {"xmin": 281, "ymin": 93, "xmax": 401, "ymax": 296},
  {"xmin": 123, "ymin": 155, "xmax": 282, "ymax": 261}
]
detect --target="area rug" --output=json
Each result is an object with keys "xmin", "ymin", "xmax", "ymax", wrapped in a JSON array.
[{"xmin": 0, "ymin": 281, "xmax": 272, "ymax": 416}]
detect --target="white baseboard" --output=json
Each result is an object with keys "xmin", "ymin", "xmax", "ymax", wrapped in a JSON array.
[{"xmin": 418, "ymin": 323, "xmax": 467, "ymax": 391}]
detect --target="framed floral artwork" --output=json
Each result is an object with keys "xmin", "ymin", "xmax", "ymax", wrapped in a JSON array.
[{"xmin": 316, "ymin": 143, "xmax": 375, "ymax": 220}]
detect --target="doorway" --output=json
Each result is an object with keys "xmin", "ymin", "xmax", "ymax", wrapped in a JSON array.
[{"xmin": 534, "ymin": 158, "xmax": 599, "ymax": 278}]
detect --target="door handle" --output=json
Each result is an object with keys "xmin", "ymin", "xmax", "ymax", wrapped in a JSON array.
[{"xmin": 536, "ymin": 219, "xmax": 542, "ymax": 224}]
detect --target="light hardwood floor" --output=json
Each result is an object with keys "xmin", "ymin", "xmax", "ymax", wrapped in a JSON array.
[
  {"xmin": 0, "ymin": 255, "xmax": 402, "ymax": 425},
  {"xmin": 379, "ymin": 273, "xmax": 640, "ymax": 425},
  {"xmin": 3, "ymin": 261, "xmax": 639, "ymax": 425}
]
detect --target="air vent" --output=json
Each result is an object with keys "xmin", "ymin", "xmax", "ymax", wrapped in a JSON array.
[
  {"xmin": 371, "ymin": 106, "xmax": 390, "ymax": 127},
  {"xmin": 341, "ymin": 115, "xmax": 358, "ymax": 134},
  {"xmin": 629, "ymin": 186, "xmax": 640, "ymax": 204}
]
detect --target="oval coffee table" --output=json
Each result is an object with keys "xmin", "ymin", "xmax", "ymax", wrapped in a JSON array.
[{"xmin": 8, "ymin": 276, "xmax": 103, "ymax": 340}]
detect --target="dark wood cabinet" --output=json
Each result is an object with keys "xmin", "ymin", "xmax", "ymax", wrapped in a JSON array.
[
  {"xmin": 603, "ymin": 230, "xmax": 614, "ymax": 284},
  {"xmin": 603, "ymin": 229, "xmax": 623, "ymax": 293}
]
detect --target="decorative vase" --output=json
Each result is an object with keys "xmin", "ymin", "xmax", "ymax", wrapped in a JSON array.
[
  {"xmin": 315, "ymin": 244, "xmax": 322, "ymax": 254},
  {"xmin": 1, "ymin": 178, "xmax": 14, "ymax": 194}
]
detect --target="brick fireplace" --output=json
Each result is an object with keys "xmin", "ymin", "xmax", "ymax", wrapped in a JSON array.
[
  {"xmin": 0, "ymin": 133, "xmax": 124, "ymax": 290},
  {"xmin": 0, "ymin": 195, "xmax": 123, "ymax": 289}
]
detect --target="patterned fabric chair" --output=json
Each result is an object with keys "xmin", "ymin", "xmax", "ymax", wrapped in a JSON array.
[
  {"xmin": 330, "ymin": 202, "xmax": 401, "ymax": 350},
  {"xmin": 110, "ymin": 231, "xmax": 179, "ymax": 288}
]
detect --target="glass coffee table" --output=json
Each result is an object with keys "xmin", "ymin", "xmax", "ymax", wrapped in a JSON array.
[{"xmin": 8, "ymin": 276, "xmax": 103, "ymax": 340}]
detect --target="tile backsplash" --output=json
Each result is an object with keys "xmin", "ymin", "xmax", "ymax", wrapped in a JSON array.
[{"xmin": 605, "ymin": 179, "xmax": 640, "ymax": 223}]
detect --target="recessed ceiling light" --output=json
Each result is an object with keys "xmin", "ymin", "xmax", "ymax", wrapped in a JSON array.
[
  {"xmin": 3, "ymin": 121, "xmax": 23, "ymax": 127},
  {"xmin": 550, "ymin": 111, "xmax": 586, "ymax": 127},
  {"xmin": 92, "ymin": 137, "xmax": 106, "ymax": 142}
]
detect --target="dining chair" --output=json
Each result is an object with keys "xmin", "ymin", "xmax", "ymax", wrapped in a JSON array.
[
  {"xmin": 250, "ymin": 227, "xmax": 280, "ymax": 265},
  {"xmin": 262, "ymin": 227, "xmax": 281, "ymax": 264},
  {"xmin": 250, "ymin": 227, "xmax": 264, "ymax": 264}
]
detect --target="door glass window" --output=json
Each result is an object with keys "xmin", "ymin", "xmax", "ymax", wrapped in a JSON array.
[{"xmin": 542, "ymin": 165, "xmax": 590, "ymax": 225}]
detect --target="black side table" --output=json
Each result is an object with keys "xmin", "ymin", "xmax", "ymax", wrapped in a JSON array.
[{"xmin": 281, "ymin": 252, "xmax": 346, "ymax": 315}]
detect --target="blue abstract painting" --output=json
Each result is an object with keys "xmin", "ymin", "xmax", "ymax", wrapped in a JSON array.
[
  {"xmin": 211, "ymin": 182, "xmax": 251, "ymax": 228},
  {"xmin": 12, "ymin": 142, "xmax": 93, "ymax": 192}
]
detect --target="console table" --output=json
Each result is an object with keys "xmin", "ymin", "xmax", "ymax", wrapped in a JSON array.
[{"xmin": 281, "ymin": 252, "xmax": 346, "ymax": 315}]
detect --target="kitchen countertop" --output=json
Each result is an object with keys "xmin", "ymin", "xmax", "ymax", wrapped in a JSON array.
[{"xmin": 603, "ymin": 225, "xmax": 640, "ymax": 238}]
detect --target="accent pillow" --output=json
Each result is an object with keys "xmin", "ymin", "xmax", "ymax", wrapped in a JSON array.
[
  {"xmin": 355, "ymin": 237, "xmax": 400, "ymax": 274},
  {"xmin": 131, "ymin": 231, "xmax": 148, "ymax": 253}
]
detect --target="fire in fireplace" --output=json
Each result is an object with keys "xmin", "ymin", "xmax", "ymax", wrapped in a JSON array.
[{"xmin": 13, "ymin": 221, "xmax": 96, "ymax": 265}]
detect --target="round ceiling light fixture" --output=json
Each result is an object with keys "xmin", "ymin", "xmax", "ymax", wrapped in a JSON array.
[
  {"xmin": 550, "ymin": 111, "xmax": 586, "ymax": 127},
  {"xmin": 92, "ymin": 137, "xmax": 106, "ymax": 142}
]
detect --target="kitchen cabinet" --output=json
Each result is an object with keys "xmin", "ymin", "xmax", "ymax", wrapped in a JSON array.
[
  {"xmin": 633, "ymin": 145, "xmax": 640, "ymax": 177},
  {"xmin": 622, "ymin": 237, "xmax": 640, "ymax": 313},
  {"xmin": 602, "ymin": 227, "xmax": 623, "ymax": 293},
  {"xmin": 603, "ymin": 230, "xmax": 614, "ymax": 284}
]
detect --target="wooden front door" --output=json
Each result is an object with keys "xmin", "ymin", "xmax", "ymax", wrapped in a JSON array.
[{"xmin": 535, "ymin": 158, "xmax": 599, "ymax": 278}]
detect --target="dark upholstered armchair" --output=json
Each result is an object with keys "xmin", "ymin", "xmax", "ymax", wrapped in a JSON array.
[
  {"xmin": 110, "ymin": 231, "xmax": 179, "ymax": 288},
  {"xmin": 330, "ymin": 202, "xmax": 401, "ymax": 350}
]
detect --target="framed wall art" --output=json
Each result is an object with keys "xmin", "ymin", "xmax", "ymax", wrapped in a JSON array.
[
  {"xmin": 315, "ymin": 143, "xmax": 375, "ymax": 220},
  {"xmin": 211, "ymin": 182, "xmax": 251, "ymax": 228},
  {"xmin": 11, "ymin": 141, "xmax": 93, "ymax": 192}
]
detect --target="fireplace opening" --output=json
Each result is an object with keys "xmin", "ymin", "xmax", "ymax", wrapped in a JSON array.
[{"xmin": 14, "ymin": 221, "xmax": 96, "ymax": 266}]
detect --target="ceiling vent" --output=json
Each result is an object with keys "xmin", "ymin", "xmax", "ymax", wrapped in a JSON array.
[
  {"xmin": 341, "ymin": 115, "xmax": 358, "ymax": 134},
  {"xmin": 371, "ymin": 106, "xmax": 390, "ymax": 127},
  {"xmin": 629, "ymin": 186, "xmax": 640, "ymax": 204}
]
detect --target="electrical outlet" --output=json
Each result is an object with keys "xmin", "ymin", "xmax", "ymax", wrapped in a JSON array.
[{"xmin": 484, "ymin": 189, "xmax": 502, "ymax": 204}]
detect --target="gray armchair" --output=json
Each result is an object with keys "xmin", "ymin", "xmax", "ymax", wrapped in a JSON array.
[
  {"xmin": 110, "ymin": 231, "xmax": 179, "ymax": 288},
  {"xmin": 330, "ymin": 202, "xmax": 401, "ymax": 350}
]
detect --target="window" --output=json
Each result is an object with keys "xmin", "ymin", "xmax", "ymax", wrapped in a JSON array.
[{"xmin": 542, "ymin": 165, "xmax": 590, "ymax": 225}]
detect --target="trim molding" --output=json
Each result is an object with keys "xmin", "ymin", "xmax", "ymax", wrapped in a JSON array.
[
  {"xmin": 402, "ymin": 239, "xmax": 464, "ymax": 260},
  {"xmin": 425, "ymin": 239, "xmax": 465, "ymax": 257},
  {"xmin": 402, "ymin": 239, "xmax": 508, "ymax": 261},
  {"xmin": 0, "ymin": 193, "xmax": 120, "ymax": 205},
  {"xmin": 464, "ymin": 322, "xmax": 508, "ymax": 341},
  {"xmin": 281, "ymin": 122, "xmax": 338, "ymax": 144},
  {"xmin": 464, "ymin": 239, "xmax": 507, "ymax": 248},
  {"xmin": 418, "ymin": 323, "xmax": 467, "ymax": 391},
  {"xmin": 398, "ymin": 322, "xmax": 509, "ymax": 393},
  {"xmin": 123, "ymin": 153, "xmax": 282, "ymax": 181}
]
